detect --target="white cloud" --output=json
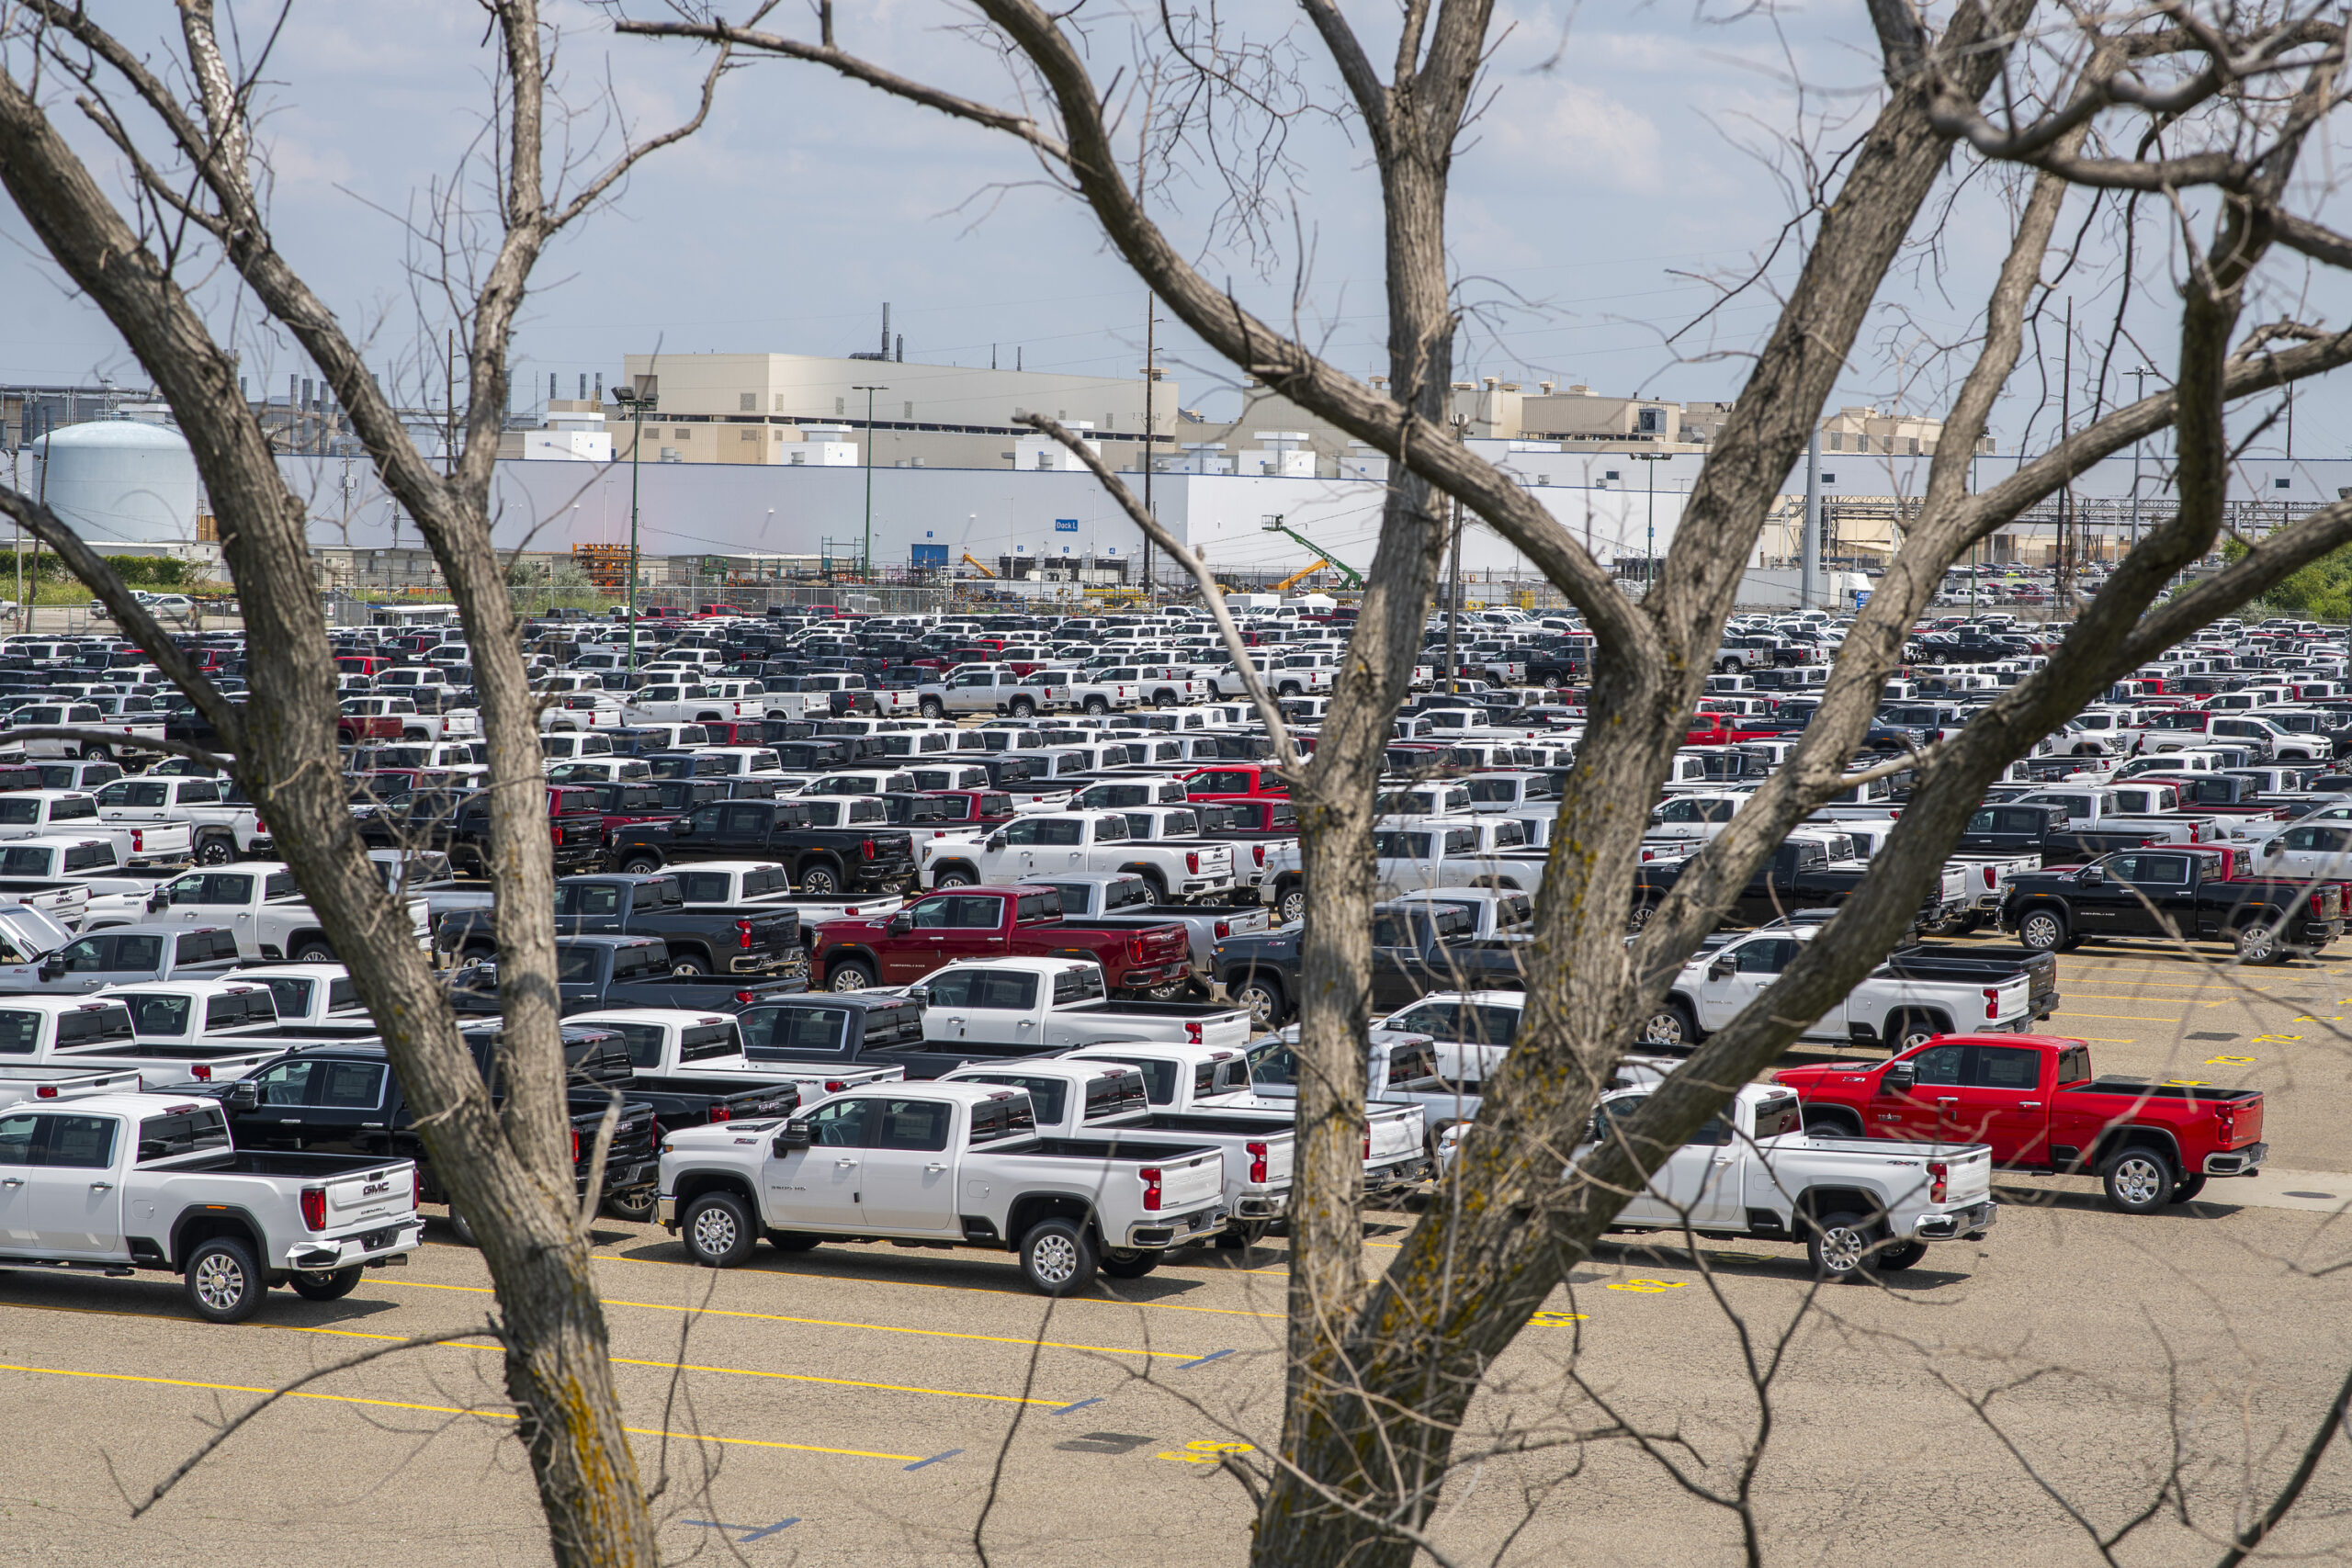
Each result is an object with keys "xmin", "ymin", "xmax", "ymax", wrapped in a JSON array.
[{"xmin": 1487, "ymin": 82, "xmax": 1663, "ymax": 190}]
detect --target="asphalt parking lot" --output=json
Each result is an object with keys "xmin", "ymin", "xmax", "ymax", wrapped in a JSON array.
[{"xmin": 7, "ymin": 935, "xmax": 2352, "ymax": 1568}]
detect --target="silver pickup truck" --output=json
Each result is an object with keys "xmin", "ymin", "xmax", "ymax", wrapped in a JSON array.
[
  {"xmin": 661, "ymin": 1080, "xmax": 1227, "ymax": 1294},
  {"xmin": 0, "ymin": 1091, "xmax": 423, "ymax": 1320}
]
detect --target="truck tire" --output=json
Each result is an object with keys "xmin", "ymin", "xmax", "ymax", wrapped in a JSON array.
[
  {"xmin": 291, "ymin": 936, "xmax": 336, "ymax": 963},
  {"xmin": 1641, "ymin": 999, "xmax": 1698, "ymax": 1049},
  {"xmin": 1804, "ymin": 1211, "xmax": 1876, "ymax": 1283},
  {"xmin": 1008, "ymin": 696, "xmax": 1036, "ymax": 717},
  {"xmin": 1802, "ymin": 1107, "xmax": 1864, "ymax": 1138},
  {"xmin": 669, "ymin": 953, "xmax": 710, "ymax": 976},
  {"xmin": 1625, "ymin": 897, "xmax": 1660, "ymax": 933},
  {"xmin": 1233, "ymin": 975, "xmax": 1286, "ymax": 1030},
  {"xmin": 1873, "ymin": 1240, "xmax": 1927, "ymax": 1271},
  {"xmin": 2100, "ymin": 1147, "xmax": 2175, "ymax": 1213},
  {"xmin": 183, "ymin": 1235, "xmax": 266, "ymax": 1323},
  {"xmin": 920, "ymin": 697, "xmax": 945, "ymax": 719},
  {"xmin": 446, "ymin": 1207, "xmax": 480, "ymax": 1247},
  {"xmin": 799, "ymin": 862, "xmax": 842, "ymax": 897},
  {"xmin": 1130, "ymin": 868, "xmax": 1169, "ymax": 903},
  {"xmin": 681, "ymin": 1190, "xmax": 757, "ymax": 1267},
  {"xmin": 618, "ymin": 852, "xmax": 662, "ymax": 874},
  {"xmin": 1888, "ymin": 1011, "xmax": 1947, "ymax": 1054},
  {"xmin": 196, "ymin": 834, "xmax": 236, "ymax": 866},
  {"xmin": 765, "ymin": 1231, "xmax": 824, "ymax": 1252},
  {"xmin": 2017, "ymin": 908, "xmax": 2067, "ymax": 953},
  {"xmin": 1019, "ymin": 1217, "xmax": 1097, "ymax": 1295},
  {"xmin": 84, "ymin": 742, "xmax": 112, "ymax": 763},
  {"xmin": 826, "ymin": 958, "xmax": 876, "ymax": 991},
  {"xmin": 1084, "ymin": 696, "xmax": 1110, "ymax": 715},
  {"xmin": 933, "ymin": 866, "xmax": 978, "ymax": 888},
  {"xmin": 1272, "ymin": 882, "xmax": 1306, "ymax": 925},
  {"xmin": 2169, "ymin": 1173, "xmax": 2209, "ymax": 1203},
  {"xmin": 1098, "ymin": 1249, "xmax": 1160, "ymax": 1280},
  {"xmin": 604, "ymin": 1186, "xmax": 659, "ymax": 1223},
  {"xmin": 2231, "ymin": 921, "xmax": 2284, "ymax": 965},
  {"xmin": 290, "ymin": 1266, "xmax": 365, "ymax": 1302}
]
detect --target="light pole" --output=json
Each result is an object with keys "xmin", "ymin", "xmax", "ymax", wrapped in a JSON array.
[
  {"xmin": 853, "ymin": 384, "xmax": 887, "ymax": 581},
  {"xmin": 2127, "ymin": 365, "xmax": 2155, "ymax": 558},
  {"xmin": 611, "ymin": 373, "xmax": 658, "ymax": 672},
  {"xmin": 1142, "ymin": 307, "xmax": 1164, "ymax": 603},
  {"xmin": 1632, "ymin": 451, "xmax": 1669, "ymax": 592}
]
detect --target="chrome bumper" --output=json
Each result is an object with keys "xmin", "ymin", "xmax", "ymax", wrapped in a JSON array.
[
  {"xmin": 1912, "ymin": 1199, "xmax": 1998, "ymax": 1240},
  {"xmin": 1124, "ymin": 1204, "xmax": 1227, "ymax": 1249},
  {"xmin": 2204, "ymin": 1142, "xmax": 2268, "ymax": 1176},
  {"xmin": 283, "ymin": 1219, "xmax": 424, "ymax": 1270}
]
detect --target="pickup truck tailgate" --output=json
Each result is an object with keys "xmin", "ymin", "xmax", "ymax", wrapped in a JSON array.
[
  {"xmin": 1365, "ymin": 1104, "xmax": 1425, "ymax": 1168},
  {"xmin": 1935, "ymin": 1144, "xmax": 1993, "ymax": 1207},
  {"xmin": 321, "ymin": 1160, "xmax": 416, "ymax": 1230},
  {"xmin": 1157, "ymin": 1150, "xmax": 1224, "ymax": 1211}
]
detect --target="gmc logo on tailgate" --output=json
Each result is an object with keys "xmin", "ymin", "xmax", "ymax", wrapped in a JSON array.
[{"xmin": 361, "ymin": 1180, "xmax": 391, "ymax": 1196}]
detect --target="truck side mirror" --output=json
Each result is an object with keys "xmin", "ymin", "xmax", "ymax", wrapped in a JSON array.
[
  {"xmin": 908, "ymin": 983, "xmax": 932, "ymax": 1007},
  {"xmin": 888, "ymin": 912, "xmax": 914, "ymax": 934},
  {"xmin": 1882, "ymin": 1061, "xmax": 1916, "ymax": 1095},
  {"xmin": 227, "ymin": 1080, "xmax": 259, "ymax": 1110},
  {"xmin": 673, "ymin": 818, "xmax": 695, "ymax": 835},
  {"xmin": 987, "ymin": 834, "xmax": 1007, "ymax": 851},
  {"xmin": 1707, "ymin": 959, "xmax": 1734, "ymax": 981},
  {"xmin": 2078, "ymin": 864, "xmax": 2105, "ymax": 884},
  {"xmin": 772, "ymin": 1120, "xmax": 811, "ymax": 1153}
]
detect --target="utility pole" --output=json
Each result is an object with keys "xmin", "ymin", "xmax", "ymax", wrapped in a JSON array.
[
  {"xmin": 853, "ymin": 383, "xmax": 887, "ymax": 581},
  {"xmin": 445, "ymin": 327, "xmax": 457, "ymax": 479},
  {"xmin": 612, "ymin": 374, "xmax": 658, "ymax": 671},
  {"xmin": 1446, "ymin": 416, "xmax": 1467, "ymax": 695},
  {"xmin": 2057, "ymin": 298, "xmax": 2074, "ymax": 608},
  {"xmin": 1632, "ymin": 451, "xmax": 1669, "ymax": 594},
  {"xmin": 2127, "ymin": 365, "xmax": 2154, "ymax": 557},
  {"xmin": 1142, "ymin": 303, "xmax": 1163, "ymax": 603}
]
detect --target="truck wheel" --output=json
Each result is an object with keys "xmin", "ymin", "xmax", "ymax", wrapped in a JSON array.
[
  {"xmin": 2017, "ymin": 908, "xmax": 2067, "ymax": 953},
  {"xmin": 183, "ymin": 1235, "xmax": 265, "ymax": 1323},
  {"xmin": 765, "ymin": 1231, "xmax": 824, "ymax": 1252},
  {"xmin": 1625, "ymin": 898, "xmax": 1660, "ymax": 933},
  {"xmin": 196, "ymin": 835, "xmax": 235, "ymax": 866},
  {"xmin": 1084, "ymin": 696, "xmax": 1110, "ymax": 715},
  {"xmin": 799, "ymin": 863, "xmax": 842, "ymax": 897},
  {"xmin": 1889, "ymin": 1012, "xmax": 1946, "ymax": 1054},
  {"xmin": 1804, "ymin": 1211, "xmax": 1876, "ymax": 1283},
  {"xmin": 1641, "ymin": 1000, "xmax": 1698, "ymax": 1049},
  {"xmin": 446, "ymin": 1207, "xmax": 480, "ymax": 1247},
  {"xmin": 920, "ymin": 697, "xmax": 945, "ymax": 719},
  {"xmin": 1009, "ymin": 696, "xmax": 1036, "ymax": 717},
  {"xmin": 2231, "ymin": 922, "xmax": 2284, "ymax": 965},
  {"xmin": 289, "ymin": 1266, "xmax": 364, "ymax": 1302},
  {"xmin": 681, "ymin": 1190, "xmax": 757, "ymax": 1267},
  {"xmin": 1273, "ymin": 884, "xmax": 1306, "ymax": 925},
  {"xmin": 1132, "ymin": 869, "xmax": 1169, "ymax": 903},
  {"xmin": 85, "ymin": 743, "xmax": 111, "ymax": 763},
  {"xmin": 291, "ymin": 937, "xmax": 335, "ymax": 963},
  {"xmin": 933, "ymin": 866, "xmax": 978, "ymax": 888},
  {"xmin": 1802, "ymin": 1109, "xmax": 1864, "ymax": 1139},
  {"xmin": 2101, "ymin": 1148, "xmax": 2175, "ymax": 1213},
  {"xmin": 2169, "ymin": 1173, "xmax": 2209, "ymax": 1203},
  {"xmin": 1098, "ymin": 1249, "xmax": 1160, "ymax": 1280},
  {"xmin": 1019, "ymin": 1217, "xmax": 1097, "ymax": 1295},
  {"xmin": 603, "ymin": 1186, "xmax": 660, "ymax": 1223},
  {"xmin": 669, "ymin": 953, "xmax": 710, "ymax": 976},
  {"xmin": 1214, "ymin": 1223, "xmax": 1268, "ymax": 1251},
  {"xmin": 617, "ymin": 852, "xmax": 662, "ymax": 875},
  {"xmin": 1873, "ymin": 1240, "xmax": 1927, "ymax": 1272},
  {"xmin": 1234, "ymin": 976, "xmax": 1286, "ymax": 1030},
  {"xmin": 827, "ymin": 958, "xmax": 876, "ymax": 992}
]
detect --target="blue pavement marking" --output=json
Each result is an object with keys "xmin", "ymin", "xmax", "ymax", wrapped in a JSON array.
[
  {"xmin": 1176, "ymin": 1348, "xmax": 1237, "ymax": 1371},
  {"xmin": 904, "ymin": 1449, "xmax": 964, "ymax": 1471},
  {"xmin": 1050, "ymin": 1397, "xmax": 1106, "ymax": 1416}
]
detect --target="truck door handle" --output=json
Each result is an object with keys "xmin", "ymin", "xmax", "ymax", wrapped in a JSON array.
[
  {"xmin": 2018, "ymin": 1100, "xmax": 2042, "ymax": 1109},
  {"xmin": 926, "ymin": 1163, "xmax": 946, "ymax": 1173},
  {"xmin": 1937, "ymin": 1097, "xmax": 1959, "ymax": 1106},
  {"xmin": 89, "ymin": 1181, "xmax": 111, "ymax": 1192},
  {"xmin": 0, "ymin": 1177, "xmax": 20, "ymax": 1187},
  {"xmin": 834, "ymin": 1157, "xmax": 859, "ymax": 1168}
]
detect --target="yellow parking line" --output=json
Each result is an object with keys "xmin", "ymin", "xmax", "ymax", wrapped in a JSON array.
[
  {"xmin": 588, "ymin": 1250, "xmax": 1286, "ymax": 1322},
  {"xmin": 0, "ymin": 1359, "xmax": 922, "ymax": 1461},
  {"xmin": 2051, "ymin": 1011, "xmax": 2193, "ymax": 1022},
  {"xmin": 391, "ymin": 1277, "xmax": 1205, "ymax": 1359}
]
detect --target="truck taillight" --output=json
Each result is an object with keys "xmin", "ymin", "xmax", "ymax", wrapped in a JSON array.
[
  {"xmin": 300, "ymin": 1187, "xmax": 327, "ymax": 1231},
  {"xmin": 1982, "ymin": 865, "xmax": 1996, "ymax": 890},
  {"xmin": 550, "ymin": 822, "xmax": 565, "ymax": 846},
  {"xmin": 1927, "ymin": 1160, "xmax": 1948, "ymax": 1204},
  {"xmin": 191, "ymin": 1065, "xmax": 212, "ymax": 1081},
  {"xmin": 129, "ymin": 828, "xmax": 143, "ymax": 852},
  {"xmin": 1252, "ymin": 843, "xmax": 1267, "ymax": 867},
  {"xmin": 1185, "ymin": 1021, "xmax": 1204, "ymax": 1043},
  {"xmin": 862, "ymin": 838, "xmax": 876, "ymax": 860},
  {"xmin": 737, "ymin": 918, "xmax": 755, "ymax": 950},
  {"xmin": 824, "ymin": 1080, "xmax": 847, "ymax": 1094},
  {"xmin": 735, "ymin": 989, "xmax": 756, "ymax": 1004},
  {"xmin": 1215, "ymin": 921, "xmax": 1230, "ymax": 939},
  {"xmin": 1140, "ymin": 1168, "xmax": 1163, "ymax": 1211},
  {"xmin": 1128, "ymin": 933, "xmax": 1147, "ymax": 964},
  {"xmin": 710, "ymin": 1105, "xmax": 730, "ymax": 1123},
  {"xmin": 570, "ymin": 1127, "xmax": 582, "ymax": 1164},
  {"xmin": 35, "ymin": 1084, "xmax": 55, "ymax": 1099},
  {"xmin": 2218, "ymin": 1102, "xmax": 2236, "ymax": 1141},
  {"xmin": 1246, "ymin": 1141, "xmax": 1268, "ymax": 1183},
  {"xmin": 1186, "ymin": 852, "xmax": 1200, "ymax": 874},
  {"xmin": 1982, "ymin": 987, "xmax": 2001, "ymax": 1021},
  {"xmin": 2314, "ymin": 892, "xmax": 2329, "ymax": 919},
  {"xmin": 1363, "ymin": 1130, "xmax": 1372, "ymax": 1160}
]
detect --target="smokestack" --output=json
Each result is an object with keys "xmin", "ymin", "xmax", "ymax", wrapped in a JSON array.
[
  {"xmin": 594, "ymin": 372, "xmax": 603, "ymax": 401},
  {"xmin": 237, "ymin": 377, "xmax": 247, "ymax": 400},
  {"xmin": 881, "ymin": 302, "xmax": 890, "ymax": 358},
  {"xmin": 549, "ymin": 373, "xmax": 558, "ymax": 402},
  {"xmin": 895, "ymin": 333, "xmax": 903, "ymax": 364},
  {"xmin": 578, "ymin": 373, "xmax": 587, "ymax": 400},
  {"xmin": 288, "ymin": 373, "xmax": 299, "ymax": 409}
]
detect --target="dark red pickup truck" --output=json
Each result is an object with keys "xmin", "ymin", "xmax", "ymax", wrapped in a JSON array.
[
  {"xmin": 810, "ymin": 884, "xmax": 1192, "ymax": 997},
  {"xmin": 1774, "ymin": 1032, "xmax": 2267, "ymax": 1213}
]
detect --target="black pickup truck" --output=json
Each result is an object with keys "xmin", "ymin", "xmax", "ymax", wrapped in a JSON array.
[
  {"xmin": 445, "ymin": 934, "xmax": 808, "ymax": 1017},
  {"xmin": 191, "ymin": 1026, "xmax": 662, "ymax": 1233},
  {"xmin": 1958, "ymin": 801, "xmax": 2169, "ymax": 865},
  {"xmin": 1630, "ymin": 839, "xmax": 1921, "ymax": 933},
  {"xmin": 604, "ymin": 797, "xmax": 917, "ymax": 897},
  {"xmin": 435, "ymin": 873, "xmax": 803, "ymax": 978},
  {"xmin": 1999, "ymin": 848, "xmax": 2345, "ymax": 964},
  {"xmin": 1212, "ymin": 902, "xmax": 1526, "ymax": 1027}
]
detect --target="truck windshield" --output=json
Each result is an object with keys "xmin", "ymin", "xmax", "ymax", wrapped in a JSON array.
[
  {"xmin": 739, "ymin": 1006, "xmax": 850, "ymax": 1055},
  {"xmin": 926, "ymin": 969, "xmax": 1039, "ymax": 1010},
  {"xmin": 56, "ymin": 1005, "xmax": 136, "ymax": 1046}
]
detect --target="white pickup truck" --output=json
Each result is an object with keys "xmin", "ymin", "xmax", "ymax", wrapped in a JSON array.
[
  {"xmin": 1642, "ymin": 924, "xmax": 2035, "ymax": 1054},
  {"xmin": 94, "ymin": 773, "xmax": 272, "ymax": 866},
  {"xmin": 567, "ymin": 1006, "xmax": 903, "ymax": 1100},
  {"xmin": 622, "ymin": 683, "xmax": 749, "ymax": 725},
  {"xmin": 972, "ymin": 811, "xmax": 1237, "ymax": 903},
  {"xmin": 664, "ymin": 860, "xmax": 906, "ymax": 928},
  {"xmin": 1574, "ymin": 1082, "xmax": 1997, "ymax": 1280},
  {"xmin": 1, "ymin": 994, "xmax": 282, "ymax": 1086},
  {"xmin": 1015, "ymin": 671, "xmax": 1142, "ymax": 716},
  {"xmin": 660, "ymin": 1079, "xmax": 1229, "ymax": 1293},
  {"xmin": 911, "ymin": 957, "xmax": 1253, "ymax": 1053},
  {"xmin": 941, "ymin": 1056, "xmax": 1294, "ymax": 1243},
  {"xmin": 1020, "ymin": 872, "xmax": 1270, "ymax": 974},
  {"xmin": 0, "ymin": 1060, "xmax": 145, "ymax": 1108},
  {"xmin": 0, "ymin": 840, "xmax": 110, "ymax": 928},
  {"xmin": 143, "ymin": 862, "xmax": 433, "ymax": 963},
  {"xmin": 1058, "ymin": 1038, "xmax": 1432, "ymax": 1196},
  {"xmin": 6, "ymin": 701, "xmax": 164, "ymax": 760},
  {"xmin": 0, "ymin": 1091, "xmax": 424, "ymax": 1319},
  {"xmin": 0, "ymin": 790, "xmax": 194, "ymax": 870},
  {"xmin": 918, "ymin": 666, "xmax": 1042, "ymax": 720}
]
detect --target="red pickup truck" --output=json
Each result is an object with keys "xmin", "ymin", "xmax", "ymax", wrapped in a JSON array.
[
  {"xmin": 1182, "ymin": 764, "xmax": 1289, "ymax": 801},
  {"xmin": 1774, "ymin": 1033, "xmax": 2267, "ymax": 1213},
  {"xmin": 810, "ymin": 884, "xmax": 1193, "ymax": 997}
]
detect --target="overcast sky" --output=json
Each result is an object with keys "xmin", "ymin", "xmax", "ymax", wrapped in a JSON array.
[{"xmin": 7, "ymin": 2, "xmax": 2351, "ymax": 458}]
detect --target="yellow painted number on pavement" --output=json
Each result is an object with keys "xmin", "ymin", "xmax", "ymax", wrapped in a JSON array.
[
  {"xmin": 1606, "ymin": 1279, "xmax": 1688, "ymax": 1293},
  {"xmin": 1159, "ymin": 1439, "xmax": 1255, "ymax": 1465},
  {"xmin": 1528, "ymin": 1310, "xmax": 1589, "ymax": 1326},
  {"xmin": 2252, "ymin": 1035, "xmax": 2301, "ymax": 1044},
  {"xmin": 2204, "ymin": 1055, "xmax": 2257, "ymax": 1066},
  {"xmin": 2163, "ymin": 1079, "xmax": 2210, "ymax": 1087}
]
